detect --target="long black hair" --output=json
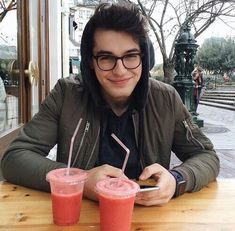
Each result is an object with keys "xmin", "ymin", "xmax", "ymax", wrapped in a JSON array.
[{"xmin": 80, "ymin": 3, "xmax": 154, "ymax": 110}]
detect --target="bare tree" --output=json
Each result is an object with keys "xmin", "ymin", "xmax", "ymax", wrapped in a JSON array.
[
  {"xmin": 83, "ymin": 0, "xmax": 118, "ymax": 4},
  {"xmin": 125, "ymin": 0, "xmax": 235, "ymax": 83},
  {"xmin": 0, "ymin": 0, "xmax": 17, "ymax": 23}
]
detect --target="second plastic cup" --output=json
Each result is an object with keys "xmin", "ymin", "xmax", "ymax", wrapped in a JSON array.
[
  {"xmin": 46, "ymin": 168, "xmax": 87, "ymax": 226},
  {"xmin": 96, "ymin": 177, "xmax": 140, "ymax": 231}
]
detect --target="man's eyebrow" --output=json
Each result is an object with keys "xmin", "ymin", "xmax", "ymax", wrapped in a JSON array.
[
  {"xmin": 95, "ymin": 48, "xmax": 141, "ymax": 56},
  {"xmin": 125, "ymin": 49, "xmax": 141, "ymax": 53},
  {"xmin": 95, "ymin": 50, "xmax": 112, "ymax": 56}
]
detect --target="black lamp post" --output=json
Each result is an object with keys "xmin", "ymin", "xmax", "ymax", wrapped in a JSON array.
[{"xmin": 174, "ymin": 21, "xmax": 203, "ymax": 127}]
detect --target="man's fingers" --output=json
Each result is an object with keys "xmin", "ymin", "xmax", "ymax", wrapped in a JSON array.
[
  {"xmin": 100, "ymin": 164, "xmax": 126, "ymax": 178},
  {"xmin": 139, "ymin": 163, "xmax": 162, "ymax": 180}
]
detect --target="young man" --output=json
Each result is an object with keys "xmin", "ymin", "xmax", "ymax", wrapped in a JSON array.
[{"xmin": 1, "ymin": 3, "xmax": 219, "ymax": 206}]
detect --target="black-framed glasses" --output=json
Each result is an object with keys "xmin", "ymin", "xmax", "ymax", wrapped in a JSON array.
[{"xmin": 93, "ymin": 53, "xmax": 143, "ymax": 71}]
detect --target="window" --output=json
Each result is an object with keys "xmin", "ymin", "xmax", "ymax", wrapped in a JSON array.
[
  {"xmin": 78, "ymin": 22, "xmax": 83, "ymax": 31},
  {"xmin": 79, "ymin": 10, "xmax": 83, "ymax": 18}
]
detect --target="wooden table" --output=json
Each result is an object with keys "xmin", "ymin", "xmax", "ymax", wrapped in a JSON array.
[{"xmin": 0, "ymin": 179, "xmax": 235, "ymax": 231}]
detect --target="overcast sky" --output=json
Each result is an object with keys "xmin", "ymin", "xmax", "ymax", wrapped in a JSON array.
[
  {"xmin": 153, "ymin": 19, "xmax": 235, "ymax": 65},
  {"xmin": 196, "ymin": 20, "xmax": 235, "ymax": 45},
  {"xmin": 0, "ymin": 11, "xmax": 17, "ymax": 46}
]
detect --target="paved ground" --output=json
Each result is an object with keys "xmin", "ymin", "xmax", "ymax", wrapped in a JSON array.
[
  {"xmin": 198, "ymin": 104, "xmax": 235, "ymax": 178},
  {"xmin": 171, "ymin": 104, "xmax": 235, "ymax": 178}
]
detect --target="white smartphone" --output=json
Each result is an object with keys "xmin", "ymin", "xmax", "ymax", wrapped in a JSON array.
[{"xmin": 139, "ymin": 185, "xmax": 160, "ymax": 192}]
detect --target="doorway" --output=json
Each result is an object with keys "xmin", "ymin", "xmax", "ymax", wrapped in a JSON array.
[{"xmin": 0, "ymin": 0, "xmax": 47, "ymax": 159}]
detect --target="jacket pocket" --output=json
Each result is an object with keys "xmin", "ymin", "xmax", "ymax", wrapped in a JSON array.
[{"xmin": 183, "ymin": 118, "xmax": 214, "ymax": 150}]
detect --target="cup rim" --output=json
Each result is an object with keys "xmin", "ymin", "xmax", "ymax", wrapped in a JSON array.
[
  {"xmin": 46, "ymin": 167, "xmax": 87, "ymax": 184},
  {"xmin": 96, "ymin": 177, "xmax": 140, "ymax": 197}
]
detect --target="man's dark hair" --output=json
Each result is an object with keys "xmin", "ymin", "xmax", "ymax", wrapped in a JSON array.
[
  {"xmin": 80, "ymin": 3, "xmax": 152, "ymax": 109},
  {"xmin": 81, "ymin": 3, "xmax": 148, "ymax": 62},
  {"xmin": 92, "ymin": 3, "xmax": 148, "ymax": 42}
]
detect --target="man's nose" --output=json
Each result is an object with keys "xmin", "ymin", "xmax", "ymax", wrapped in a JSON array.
[{"xmin": 112, "ymin": 59, "xmax": 127, "ymax": 74}]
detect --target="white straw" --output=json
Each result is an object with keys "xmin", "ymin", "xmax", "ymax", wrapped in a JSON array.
[
  {"xmin": 111, "ymin": 133, "xmax": 130, "ymax": 173},
  {"xmin": 66, "ymin": 118, "xmax": 83, "ymax": 175}
]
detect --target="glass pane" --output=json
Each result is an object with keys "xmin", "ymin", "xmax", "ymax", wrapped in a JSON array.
[
  {"xmin": 63, "ymin": 3, "xmax": 96, "ymax": 76},
  {"xmin": 29, "ymin": 0, "xmax": 39, "ymax": 116},
  {"xmin": 0, "ymin": 0, "xmax": 19, "ymax": 134}
]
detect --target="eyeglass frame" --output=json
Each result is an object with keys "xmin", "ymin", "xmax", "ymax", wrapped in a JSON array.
[{"xmin": 92, "ymin": 52, "xmax": 143, "ymax": 71}]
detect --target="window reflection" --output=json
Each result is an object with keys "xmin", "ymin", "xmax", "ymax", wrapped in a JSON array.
[{"xmin": 0, "ymin": 0, "xmax": 18, "ymax": 134}]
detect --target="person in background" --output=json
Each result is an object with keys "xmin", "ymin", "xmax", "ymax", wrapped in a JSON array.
[
  {"xmin": 1, "ymin": 3, "xmax": 219, "ymax": 206},
  {"xmin": 223, "ymin": 73, "xmax": 229, "ymax": 82},
  {"xmin": 0, "ymin": 77, "xmax": 7, "ymax": 132},
  {"xmin": 192, "ymin": 66, "xmax": 204, "ymax": 114}
]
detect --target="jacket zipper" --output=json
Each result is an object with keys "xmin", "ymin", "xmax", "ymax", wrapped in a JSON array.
[
  {"xmin": 72, "ymin": 121, "xmax": 90, "ymax": 167},
  {"xmin": 85, "ymin": 126, "xmax": 100, "ymax": 169},
  {"xmin": 183, "ymin": 120, "xmax": 205, "ymax": 149}
]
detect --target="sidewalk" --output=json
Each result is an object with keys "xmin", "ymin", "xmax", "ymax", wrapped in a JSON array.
[{"xmin": 197, "ymin": 104, "xmax": 235, "ymax": 178}]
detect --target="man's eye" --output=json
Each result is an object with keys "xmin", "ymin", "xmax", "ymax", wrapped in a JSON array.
[
  {"xmin": 128, "ymin": 54, "xmax": 138, "ymax": 57},
  {"xmin": 125, "ymin": 54, "xmax": 139, "ymax": 59},
  {"xmin": 99, "ymin": 56, "xmax": 113, "ymax": 61}
]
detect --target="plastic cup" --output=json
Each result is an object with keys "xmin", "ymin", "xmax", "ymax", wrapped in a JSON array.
[
  {"xmin": 96, "ymin": 177, "xmax": 140, "ymax": 231},
  {"xmin": 46, "ymin": 168, "xmax": 87, "ymax": 226}
]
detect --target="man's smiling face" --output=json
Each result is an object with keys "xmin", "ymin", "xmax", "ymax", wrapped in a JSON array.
[{"xmin": 92, "ymin": 29, "xmax": 142, "ymax": 104}]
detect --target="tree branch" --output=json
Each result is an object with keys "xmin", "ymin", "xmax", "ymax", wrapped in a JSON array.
[{"xmin": 0, "ymin": 0, "xmax": 17, "ymax": 23}]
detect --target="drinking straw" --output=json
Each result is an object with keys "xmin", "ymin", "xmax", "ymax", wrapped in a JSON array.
[
  {"xmin": 66, "ymin": 118, "xmax": 83, "ymax": 175},
  {"xmin": 111, "ymin": 133, "xmax": 130, "ymax": 173}
]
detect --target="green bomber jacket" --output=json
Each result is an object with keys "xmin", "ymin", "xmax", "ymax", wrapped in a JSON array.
[{"xmin": 1, "ymin": 76, "xmax": 220, "ymax": 192}]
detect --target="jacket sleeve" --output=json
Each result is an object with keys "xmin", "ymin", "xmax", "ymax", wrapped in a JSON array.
[
  {"xmin": 1, "ymin": 79, "xmax": 68, "ymax": 192},
  {"xmin": 171, "ymin": 90, "xmax": 220, "ymax": 192}
]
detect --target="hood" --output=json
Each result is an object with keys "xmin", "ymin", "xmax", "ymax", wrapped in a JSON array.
[{"xmin": 80, "ymin": 26, "xmax": 155, "ymax": 111}]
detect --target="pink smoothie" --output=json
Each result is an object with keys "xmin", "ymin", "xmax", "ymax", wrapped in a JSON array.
[
  {"xmin": 51, "ymin": 191, "xmax": 82, "ymax": 225},
  {"xmin": 46, "ymin": 168, "xmax": 87, "ymax": 226},
  {"xmin": 96, "ymin": 178, "xmax": 139, "ymax": 231}
]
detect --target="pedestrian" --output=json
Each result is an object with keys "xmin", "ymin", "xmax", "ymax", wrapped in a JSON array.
[
  {"xmin": 192, "ymin": 66, "xmax": 204, "ymax": 114},
  {"xmin": 0, "ymin": 77, "xmax": 7, "ymax": 132},
  {"xmin": 223, "ymin": 73, "xmax": 229, "ymax": 82},
  {"xmin": 1, "ymin": 3, "xmax": 219, "ymax": 206}
]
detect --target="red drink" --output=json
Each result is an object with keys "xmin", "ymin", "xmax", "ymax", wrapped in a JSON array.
[
  {"xmin": 99, "ymin": 193, "xmax": 135, "ymax": 231},
  {"xmin": 96, "ymin": 178, "xmax": 139, "ymax": 231},
  {"xmin": 51, "ymin": 191, "xmax": 82, "ymax": 225},
  {"xmin": 46, "ymin": 168, "xmax": 87, "ymax": 226}
]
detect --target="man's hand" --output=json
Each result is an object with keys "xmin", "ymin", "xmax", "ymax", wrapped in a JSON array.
[
  {"xmin": 135, "ymin": 163, "xmax": 176, "ymax": 206},
  {"xmin": 83, "ymin": 164, "xmax": 126, "ymax": 201}
]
